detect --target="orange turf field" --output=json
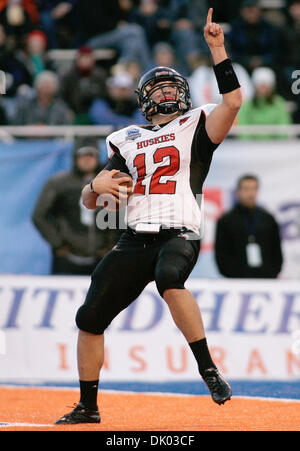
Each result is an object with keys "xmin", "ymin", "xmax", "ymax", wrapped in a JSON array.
[{"xmin": 0, "ymin": 387, "xmax": 299, "ymax": 431}]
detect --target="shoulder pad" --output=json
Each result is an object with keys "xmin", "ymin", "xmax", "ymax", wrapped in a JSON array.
[
  {"xmin": 106, "ymin": 125, "xmax": 143, "ymax": 159},
  {"xmin": 200, "ymin": 103, "xmax": 218, "ymax": 118}
]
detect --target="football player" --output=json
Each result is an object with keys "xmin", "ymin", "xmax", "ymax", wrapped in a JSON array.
[{"xmin": 55, "ymin": 9, "xmax": 242, "ymax": 425}]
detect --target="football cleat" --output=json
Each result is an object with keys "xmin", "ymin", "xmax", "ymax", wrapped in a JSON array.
[
  {"xmin": 55, "ymin": 402, "xmax": 100, "ymax": 425},
  {"xmin": 201, "ymin": 368, "xmax": 232, "ymax": 405}
]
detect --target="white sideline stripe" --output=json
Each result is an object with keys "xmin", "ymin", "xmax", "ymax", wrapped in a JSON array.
[
  {"xmin": 1, "ymin": 384, "xmax": 300, "ymax": 403},
  {"xmin": 0, "ymin": 422, "xmax": 53, "ymax": 428}
]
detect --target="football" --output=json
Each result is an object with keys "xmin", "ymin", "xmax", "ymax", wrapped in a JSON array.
[{"xmin": 96, "ymin": 171, "xmax": 133, "ymax": 211}]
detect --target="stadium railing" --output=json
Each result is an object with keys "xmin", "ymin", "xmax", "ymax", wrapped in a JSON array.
[
  {"xmin": 0, "ymin": 125, "xmax": 300, "ymax": 141},
  {"xmin": 47, "ymin": 49, "xmax": 117, "ymax": 74}
]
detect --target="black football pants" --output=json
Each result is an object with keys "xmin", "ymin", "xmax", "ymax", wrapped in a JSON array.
[{"xmin": 76, "ymin": 228, "xmax": 200, "ymax": 335}]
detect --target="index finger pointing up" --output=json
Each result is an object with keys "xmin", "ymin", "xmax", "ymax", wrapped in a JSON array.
[{"xmin": 206, "ymin": 7, "xmax": 213, "ymax": 24}]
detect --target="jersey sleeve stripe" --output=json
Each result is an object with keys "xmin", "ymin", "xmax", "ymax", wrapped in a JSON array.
[{"xmin": 109, "ymin": 141, "xmax": 121, "ymax": 156}]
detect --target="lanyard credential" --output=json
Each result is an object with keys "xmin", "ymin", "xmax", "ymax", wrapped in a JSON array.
[
  {"xmin": 242, "ymin": 209, "xmax": 263, "ymax": 267},
  {"xmin": 242, "ymin": 209, "xmax": 259, "ymax": 243}
]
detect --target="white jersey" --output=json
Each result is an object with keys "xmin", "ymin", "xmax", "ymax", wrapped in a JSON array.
[{"xmin": 105, "ymin": 104, "xmax": 219, "ymax": 234}]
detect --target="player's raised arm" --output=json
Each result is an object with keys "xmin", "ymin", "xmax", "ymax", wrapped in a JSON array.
[{"xmin": 203, "ymin": 8, "xmax": 242, "ymax": 144}]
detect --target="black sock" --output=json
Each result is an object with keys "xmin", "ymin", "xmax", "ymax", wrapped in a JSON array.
[
  {"xmin": 79, "ymin": 380, "xmax": 99, "ymax": 410},
  {"xmin": 189, "ymin": 338, "xmax": 216, "ymax": 376}
]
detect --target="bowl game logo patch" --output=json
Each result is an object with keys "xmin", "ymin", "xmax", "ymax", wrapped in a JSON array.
[{"xmin": 126, "ymin": 128, "xmax": 141, "ymax": 141}]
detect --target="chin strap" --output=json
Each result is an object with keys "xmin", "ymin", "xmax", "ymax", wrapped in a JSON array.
[
  {"xmin": 156, "ymin": 101, "xmax": 179, "ymax": 114},
  {"xmin": 146, "ymin": 100, "xmax": 182, "ymax": 119}
]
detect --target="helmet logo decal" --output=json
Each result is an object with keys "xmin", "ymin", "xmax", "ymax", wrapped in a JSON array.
[
  {"xmin": 155, "ymin": 71, "xmax": 170, "ymax": 76},
  {"xmin": 179, "ymin": 116, "xmax": 190, "ymax": 126}
]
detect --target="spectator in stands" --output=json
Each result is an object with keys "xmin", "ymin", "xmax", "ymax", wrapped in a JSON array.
[
  {"xmin": 152, "ymin": 41, "xmax": 187, "ymax": 77},
  {"xmin": 119, "ymin": 60, "xmax": 143, "ymax": 89},
  {"xmin": 128, "ymin": 0, "xmax": 172, "ymax": 48},
  {"xmin": 127, "ymin": 0, "xmax": 171, "ymax": 48},
  {"xmin": 13, "ymin": 69, "xmax": 73, "ymax": 124},
  {"xmin": 37, "ymin": 0, "xmax": 78, "ymax": 49},
  {"xmin": 171, "ymin": 0, "xmax": 209, "ymax": 30},
  {"xmin": 166, "ymin": 0, "xmax": 210, "ymax": 73},
  {"xmin": 282, "ymin": 0, "xmax": 300, "ymax": 71},
  {"xmin": 60, "ymin": 45, "xmax": 107, "ymax": 125},
  {"xmin": 76, "ymin": 0, "xmax": 152, "ymax": 71},
  {"xmin": 189, "ymin": 55, "xmax": 254, "ymax": 108},
  {"xmin": 238, "ymin": 67, "xmax": 291, "ymax": 139},
  {"xmin": 18, "ymin": 30, "xmax": 54, "ymax": 80},
  {"xmin": 0, "ymin": 24, "xmax": 32, "ymax": 97},
  {"xmin": 206, "ymin": 0, "xmax": 244, "ymax": 24},
  {"xmin": 0, "ymin": 0, "xmax": 39, "ymax": 46},
  {"xmin": 227, "ymin": 0, "xmax": 280, "ymax": 73},
  {"xmin": 32, "ymin": 142, "xmax": 119, "ymax": 275},
  {"xmin": 215, "ymin": 174, "xmax": 283, "ymax": 279},
  {"xmin": 89, "ymin": 71, "xmax": 146, "ymax": 127}
]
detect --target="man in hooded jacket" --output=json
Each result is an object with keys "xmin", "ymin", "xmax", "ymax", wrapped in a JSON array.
[{"xmin": 32, "ymin": 143, "xmax": 119, "ymax": 275}]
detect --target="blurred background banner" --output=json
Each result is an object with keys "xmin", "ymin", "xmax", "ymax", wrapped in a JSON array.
[
  {"xmin": 0, "ymin": 139, "xmax": 73, "ymax": 274},
  {"xmin": 0, "ymin": 275, "xmax": 299, "ymax": 383}
]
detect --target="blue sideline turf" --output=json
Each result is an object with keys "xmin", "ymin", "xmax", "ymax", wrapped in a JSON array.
[{"xmin": 1, "ymin": 380, "xmax": 299, "ymax": 400}]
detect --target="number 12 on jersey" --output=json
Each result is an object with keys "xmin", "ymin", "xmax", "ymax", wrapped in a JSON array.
[{"xmin": 133, "ymin": 145, "xmax": 180, "ymax": 195}]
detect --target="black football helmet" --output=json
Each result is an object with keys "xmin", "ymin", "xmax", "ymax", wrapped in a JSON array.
[{"xmin": 135, "ymin": 66, "xmax": 192, "ymax": 120}]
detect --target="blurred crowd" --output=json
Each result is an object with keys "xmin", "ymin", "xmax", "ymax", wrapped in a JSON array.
[{"xmin": 0, "ymin": 0, "xmax": 299, "ymax": 126}]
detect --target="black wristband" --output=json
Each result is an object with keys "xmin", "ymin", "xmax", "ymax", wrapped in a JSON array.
[
  {"xmin": 90, "ymin": 180, "xmax": 96, "ymax": 193},
  {"xmin": 213, "ymin": 58, "xmax": 240, "ymax": 94}
]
